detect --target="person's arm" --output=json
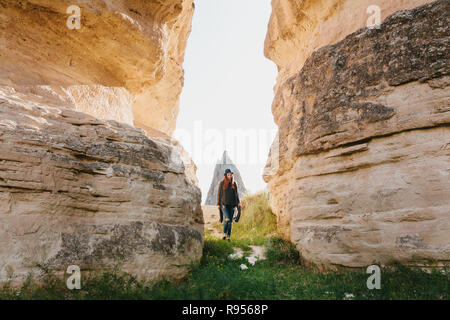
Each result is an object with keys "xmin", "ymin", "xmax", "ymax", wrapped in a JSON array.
[
  {"xmin": 217, "ymin": 181, "xmax": 223, "ymax": 207},
  {"xmin": 235, "ymin": 181, "xmax": 241, "ymax": 207}
]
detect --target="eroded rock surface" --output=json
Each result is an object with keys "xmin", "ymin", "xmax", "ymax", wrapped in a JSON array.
[
  {"xmin": 0, "ymin": 0, "xmax": 202, "ymax": 283},
  {"xmin": 0, "ymin": 0, "xmax": 195, "ymax": 135},
  {"xmin": 264, "ymin": 0, "xmax": 450, "ymax": 269},
  {"xmin": 0, "ymin": 96, "xmax": 203, "ymax": 282},
  {"xmin": 265, "ymin": 0, "xmax": 433, "ymax": 88}
]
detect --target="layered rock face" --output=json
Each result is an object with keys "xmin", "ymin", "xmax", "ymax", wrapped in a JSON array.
[
  {"xmin": 0, "ymin": 0, "xmax": 194, "ymax": 135},
  {"xmin": 264, "ymin": 0, "xmax": 450, "ymax": 269},
  {"xmin": 0, "ymin": 0, "xmax": 203, "ymax": 282},
  {"xmin": 0, "ymin": 92, "xmax": 203, "ymax": 283}
]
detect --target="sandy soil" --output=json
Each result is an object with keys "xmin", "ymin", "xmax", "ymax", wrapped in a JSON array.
[{"xmin": 202, "ymin": 205, "xmax": 223, "ymax": 238}]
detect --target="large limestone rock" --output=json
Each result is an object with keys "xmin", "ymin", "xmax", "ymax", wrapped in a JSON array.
[
  {"xmin": 205, "ymin": 151, "xmax": 247, "ymax": 205},
  {"xmin": 0, "ymin": 93, "xmax": 203, "ymax": 283},
  {"xmin": 264, "ymin": 0, "xmax": 450, "ymax": 269},
  {"xmin": 0, "ymin": 0, "xmax": 195, "ymax": 135},
  {"xmin": 0, "ymin": 0, "xmax": 203, "ymax": 283},
  {"xmin": 265, "ymin": 0, "xmax": 433, "ymax": 90}
]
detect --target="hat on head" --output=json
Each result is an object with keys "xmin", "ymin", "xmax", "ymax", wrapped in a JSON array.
[{"xmin": 224, "ymin": 168, "xmax": 234, "ymax": 176}]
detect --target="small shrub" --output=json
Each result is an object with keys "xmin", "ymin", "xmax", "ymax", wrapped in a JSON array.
[
  {"xmin": 200, "ymin": 239, "xmax": 234, "ymax": 265},
  {"xmin": 265, "ymin": 237, "xmax": 300, "ymax": 265}
]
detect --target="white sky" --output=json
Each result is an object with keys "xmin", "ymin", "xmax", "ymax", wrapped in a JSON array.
[{"xmin": 175, "ymin": 0, "xmax": 278, "ymax": 203}]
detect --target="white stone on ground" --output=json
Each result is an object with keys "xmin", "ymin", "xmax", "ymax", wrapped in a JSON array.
[
  {"xmin": 229, "ymin": 245, "xmax": 266, "ymax": 268},
  {"xmin": 247, "ymin": 256, "xmax": 257, "ymax": 266},
  {"xmin": 228, "ymin": 248, "xmax": 243, "ymax": 260},
  {"xmin": 344, "ymin": 293, "xmax": 355, "ymax": 300},
  {"xmin": 249, "ymin": 245, "xmax": 266, "ymax": 260}
]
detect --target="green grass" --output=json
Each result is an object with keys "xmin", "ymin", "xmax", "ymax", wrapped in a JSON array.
[
  {"xmin": 1, "ymin": 191, "xmax": 448, "ymax": 300},
  {"xmin": 229, "ymin": 191, "xmax": 277, "ymax": 243},
  {"xmin": 265, "ymin": 237, "xmax": 300, "ymax": 265},
  {"xmin": 1, "ymin": 237, "xmax": 448, "ymax": 300}
]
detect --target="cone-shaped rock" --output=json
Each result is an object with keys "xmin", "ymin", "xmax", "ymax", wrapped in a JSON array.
[{"xmin": 205, "ymin": 151, "xmax": 247, "ymax": 205}]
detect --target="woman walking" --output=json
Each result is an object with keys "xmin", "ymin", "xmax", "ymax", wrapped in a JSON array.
[{"xmin": 217, "ymin": 168, "xmax": 242, "ymax": 241}]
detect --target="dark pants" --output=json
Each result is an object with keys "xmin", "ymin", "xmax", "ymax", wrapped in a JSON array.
[{"xmin": 222, "ymin": 205, "xmax": 236, "ymax": 237}]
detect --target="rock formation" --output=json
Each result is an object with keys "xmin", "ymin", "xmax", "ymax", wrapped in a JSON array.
[
  {"xmin": 263, "ymin": 0, "xmax": 450, "ymax": 269},
  {"xmin": 0, "ymin": 0, "xmax": 195, "ymax": 136},
  {"xmin": 205, "ymin": 151, "xmax": 247, "ymax": 205},
  {"xmin": 0, "ymin": 0, "xmax": 203, "ymax": 283}
]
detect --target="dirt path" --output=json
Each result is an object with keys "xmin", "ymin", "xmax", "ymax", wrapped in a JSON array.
[
  {"xmin": 202, "ymin": 205, "xmax": 223, "ymax": 238},
  {"xmin": 248, "ymin": 245, "xmax": 266, "ymax": 260},
  {"xmin": 202, "ymin": 205, "xmax": 267, "ymax": 265}
]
